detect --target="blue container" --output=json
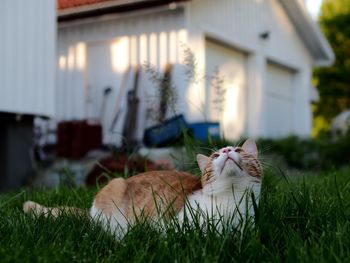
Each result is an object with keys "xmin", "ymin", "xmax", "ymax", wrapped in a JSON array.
[
  {"xmin": 189, "ymin": 122, "xmax": 221, "ymax": 141},
  {"xmin": 143, "ymin": 115, "xmax": 189, "ymax": 147}
]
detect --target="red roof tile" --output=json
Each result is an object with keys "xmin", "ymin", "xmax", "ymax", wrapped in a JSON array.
[{"xmin": 58, "ymin": 0, "xmax": 111, "ymax": 10}]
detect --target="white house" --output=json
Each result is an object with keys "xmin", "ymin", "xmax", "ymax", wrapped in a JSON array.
[
  {"xmin": 0, "ymin": 0, "xmax": 56, "ymax": 190},
  {"xmin": 56, "ymin": 0, "xmax": 334, "ymax": 145}
]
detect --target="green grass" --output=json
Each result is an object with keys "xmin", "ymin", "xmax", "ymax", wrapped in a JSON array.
[{"xmin": 1, "ymin": 168, "xmax": 350, "ymax": 262}]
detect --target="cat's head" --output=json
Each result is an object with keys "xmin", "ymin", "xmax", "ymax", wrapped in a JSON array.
[{"xmin": 197, "ymin": 139, "xmax": 262, "ymax": 187}]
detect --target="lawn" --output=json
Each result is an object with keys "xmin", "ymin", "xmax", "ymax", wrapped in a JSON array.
[{"xmin": 1, "ymin": 167, "xmax": 350, "ymax": 262}]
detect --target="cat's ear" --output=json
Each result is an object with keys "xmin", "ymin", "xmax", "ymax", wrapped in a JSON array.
[
  {"xmin": 196, "ymin": 154, "xmax": 209, "ymax": 173},
  {"xmin": 242, "ymin": 138, "xmax": 258, "ymax": 158}
]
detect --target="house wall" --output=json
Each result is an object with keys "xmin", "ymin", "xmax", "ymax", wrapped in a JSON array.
[
  {"xmin": 56, "ymin": 8, "xmax": 189, "ymax": 145},
  {"xmin": 57, "ymin": 0, "xmax": 316, "ymax": 144},
  {"xmin": 186, "ymin": 0, "xmax": 314, "ymax": 138},
  {"xmin": 0, "ymin": 0, "xmax": 56, "ymax": 117}
]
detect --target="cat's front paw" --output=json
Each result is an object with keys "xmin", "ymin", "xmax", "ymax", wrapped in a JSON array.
[{"xmin": 23, "ymin": 200, "xmax": 43, "ymax": 215}]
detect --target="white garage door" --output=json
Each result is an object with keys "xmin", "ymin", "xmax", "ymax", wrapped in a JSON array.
[
  {"xmin": 265, "ymin": 63, "xmax": 295, "ymax": 138},
  {"xmin": 87, "ymin": 42, "xmax": 122, "ymax": 144},
  {"xmin": 205, "ymin": 39, "xmax": 247, "ymax": 141}
]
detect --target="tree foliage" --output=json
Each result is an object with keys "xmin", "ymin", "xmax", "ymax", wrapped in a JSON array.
[{"xmin": 313, "ymin": 0, "xmax": 350, "ymax": 136}]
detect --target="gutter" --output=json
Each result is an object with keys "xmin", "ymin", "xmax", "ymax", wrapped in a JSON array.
[
  {"xmin": 58, "ymin": 0, "xmax": 189, "ymax": 22},
  {"xmin": 279, "ymin": 0, "xmax": 334, "ymax": 66}
]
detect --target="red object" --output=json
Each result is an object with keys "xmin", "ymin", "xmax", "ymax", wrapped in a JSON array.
[
  {"xmin": 57, "ymin": 0, "xmax": 190, "ymax": 10},
  {"xmin": 58, "ymin": 0, "xmax": 110, "ymax": 9},
  {"xmin": 57, "ymin": 120, "xmax": 102, "ymax": 159}
]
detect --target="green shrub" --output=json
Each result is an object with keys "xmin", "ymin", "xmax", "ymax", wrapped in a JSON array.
[
  {"xmin": 189, "ymin": 135, "xmax": 350, "ymax": 171},
  {"xmin": 256, "ymin": 135, "xmax": 350, "ymax": 170}
]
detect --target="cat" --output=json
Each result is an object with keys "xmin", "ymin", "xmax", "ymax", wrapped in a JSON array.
[
  {"xmin": 23, "ymin": 138, "xmax": 262, "ymax": 238},
  {"xmin": 177, "ymin": 138, "xmax": 262, "ymax": 231}
]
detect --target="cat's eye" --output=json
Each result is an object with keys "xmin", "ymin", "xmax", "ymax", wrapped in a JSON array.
[
  {"xmin": 234, "ymin": 148, "xmax": 243, "ymax": 153},
  {"xmin": 212, "ymin": 153, "xmax": 220, "ymax": 159}
]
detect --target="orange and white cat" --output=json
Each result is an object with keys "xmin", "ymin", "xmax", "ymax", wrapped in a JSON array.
[
  {"xmin": 23, "ymin": 139, "xmax": 262, "ymax": 238},
  {"xmin": 178, "ymin": 139, "xmax": 262, "ymax": 230}
]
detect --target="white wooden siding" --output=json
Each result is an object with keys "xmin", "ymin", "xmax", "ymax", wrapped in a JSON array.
[
  {"xmin": 56, "ymin": 9, "xmax": 188, "ymax": 144},
  {"xmin": 0, "ymin": 0, "xmax": 56, "ymax": 116},
  {"xmin": 188, "ymin": 0, "xmax": 312, "ymax": 69}
]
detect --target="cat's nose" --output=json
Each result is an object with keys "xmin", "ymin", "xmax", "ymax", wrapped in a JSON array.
[{"xmin": 222, "ymin": 147, "xmax": 231, "ymax": 154}]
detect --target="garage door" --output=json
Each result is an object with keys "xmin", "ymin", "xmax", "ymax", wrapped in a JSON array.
[
  {"xmin": 265, "ymin": 63, "xmax": 295, "ymax": 137},
  {"xmin": 87, "ymin": 42, "xmax": 122, "ymax": 145},
  {"xmin": 205, "ymin": 39, "xmax": 247, "ymax": 141}
]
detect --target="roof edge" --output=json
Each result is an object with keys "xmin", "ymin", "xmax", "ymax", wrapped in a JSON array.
[
  {"xmin": 58, "ymin": 0, "xmax": 189, "ymax": 22},
  {"xmin": 279, "ymin": 0, "xmax": 334, "ymax": 66}
]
